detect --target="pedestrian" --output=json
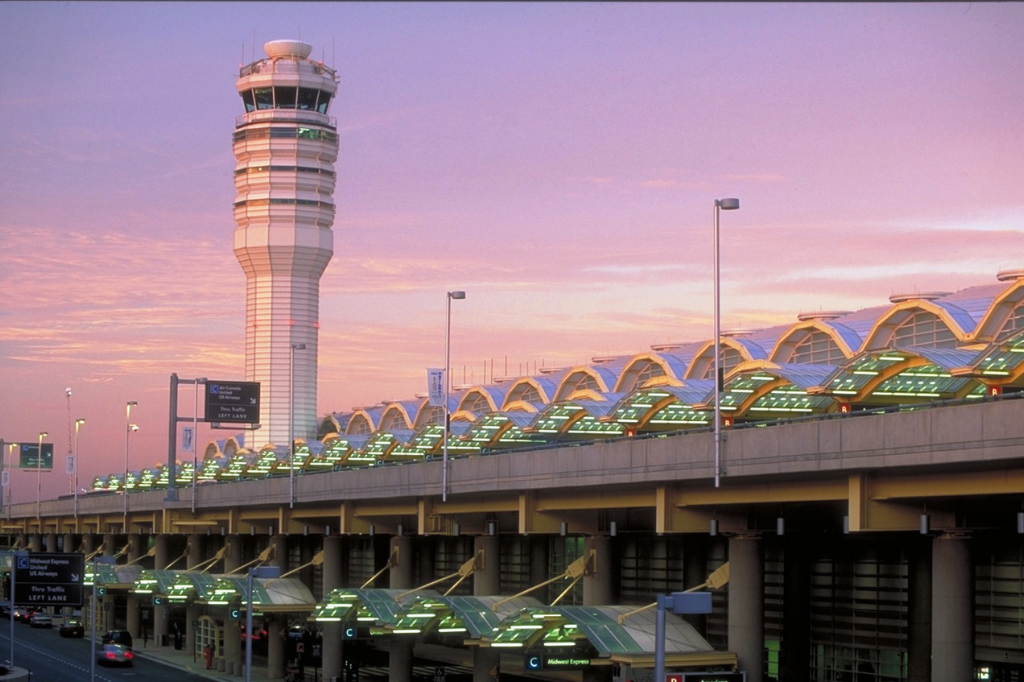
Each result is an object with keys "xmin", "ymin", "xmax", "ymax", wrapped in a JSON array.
[{"xmin": 204, "ymin": 642, "xmax": 214, "ymax": 670}]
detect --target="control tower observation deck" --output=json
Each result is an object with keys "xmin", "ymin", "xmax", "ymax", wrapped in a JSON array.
[{"xmin": 232, "ymin": 40, "xmax": 339, "ymax": 450}]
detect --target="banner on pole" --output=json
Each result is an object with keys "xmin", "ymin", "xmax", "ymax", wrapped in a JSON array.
[
  {"xmin": 182, "ymin": 426, "xmax": 195, "ymax": 453},
  {"xmin": 427, "ymin": 368, "xmax": 445, "ymax": 407}
]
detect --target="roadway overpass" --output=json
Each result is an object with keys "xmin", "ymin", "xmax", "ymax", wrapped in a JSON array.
[{"xmin": 5, "ymin": 395, "xmax": 1024, "ymax": 682}]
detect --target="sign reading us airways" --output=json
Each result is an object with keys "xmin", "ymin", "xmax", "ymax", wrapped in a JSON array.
[
  {"xmin": 13, "ymin": 552, "xmax": 85, "ymax": 607},
  {"xmin": 204, "ymin": 381, "xmax": 261, "ymax": 424}
]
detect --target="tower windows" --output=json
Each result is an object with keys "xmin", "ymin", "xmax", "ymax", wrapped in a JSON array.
[
  {"xmin": 240, "ymin": 87, "xmax": 333, "ymax": 114},
  {"xmin": 233, "ymin": 127, "xmax": 339, "ymax": 143}
]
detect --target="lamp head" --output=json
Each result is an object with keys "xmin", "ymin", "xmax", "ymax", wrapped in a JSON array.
[
  {"xmin": 716, "ymin": 198, "xmax": 740, "ymax": 210},
  {"xmin": 76, "ymin": 418, "xmax": 86, "ymax": 427},
  {"xmin": 39, "ymin": 431, "xmax": 48, "ymax": 439},
  {"xmin": 448, "ymin": 291, "xmax": 466, "ymax": 300}
]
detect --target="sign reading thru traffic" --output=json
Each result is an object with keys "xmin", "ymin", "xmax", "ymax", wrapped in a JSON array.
[
  {"xmin": 13, "ymin": 552, "xmax": 85, "ymax": 607},
  {"xmin": 204, "ymin": 381, "xmax": 261, "ymax": 424}
]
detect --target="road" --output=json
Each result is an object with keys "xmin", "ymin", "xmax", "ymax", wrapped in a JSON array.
[{"xmin": 0, "ymin": 620, "xmax": 211, "ymax": 682}]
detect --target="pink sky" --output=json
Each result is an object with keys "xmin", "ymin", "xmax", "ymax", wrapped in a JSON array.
[{"xmin": 1, "ymin": 2, "xmax": 1023, "ymax": 499}]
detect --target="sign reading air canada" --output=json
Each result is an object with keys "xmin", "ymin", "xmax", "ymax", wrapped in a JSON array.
[
  {"xmin": 13, "ymin": 552, "xmax": 85, "ymax": 607},
  {"xmin": 204, "ymin": 381, "xmax": 261, "ymax": 424}
]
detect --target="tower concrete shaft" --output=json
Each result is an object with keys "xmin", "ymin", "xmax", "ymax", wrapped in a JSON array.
[{"xmin": 233, "ymin": 40, "xmax": 338, "ymax": 450}]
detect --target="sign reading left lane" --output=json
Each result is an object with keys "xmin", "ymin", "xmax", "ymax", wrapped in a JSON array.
[{"xmin": 13, "ymin": 552, "xmax": 85, "ymax": 607}]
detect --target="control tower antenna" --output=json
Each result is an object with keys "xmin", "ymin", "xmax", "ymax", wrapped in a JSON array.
[{"xmin": 232, "ymin": 39, "xmax": 340, "ymax": 450}]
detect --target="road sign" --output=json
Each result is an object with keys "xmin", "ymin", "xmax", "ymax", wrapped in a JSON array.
[
  {"xmin": 13, "ymin": 552, "xmax": 85, "ymax": 607},
  {"xmin": 18, "ymin": 442, "xmax": 53, "ymax": 469},
  {"xmin": 204, "ymin": 381, "xmax": 260, "ymax": 424}
]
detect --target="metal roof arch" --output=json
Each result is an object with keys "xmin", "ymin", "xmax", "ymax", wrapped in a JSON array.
[
  {"xmin": 770, "ymin": 319, "xmax": 858, "ymax": 364},
  {"xmin": 456, "ymin": 385, "xmax": 505, "ymax": 415},
  {"xmin": 379, "ymin": 400, "xmax": 421, "ymax": 431},
  {"xmin": 969, "ymin": 276, "xmax": 1024, "ymax": 342},
  {"xmin": 684, "ymin": 337, "xmax": 760, "ymax": 381},
  {"xmin": 553, "ymin": 365, "xmax": 620, "ymax": 403},
  {"xmin": 502, "ymin": 377, "xmax": 555, "ymax": 409},
  {"xmin": 614, "ymin": 353, "xmax": 682, "ymax": 393},
  {"xmin": 862, "ymin": 299, "xmax": 973, "ymax": 352}
]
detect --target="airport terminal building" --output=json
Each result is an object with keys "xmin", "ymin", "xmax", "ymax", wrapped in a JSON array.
[{"xmin": 4, "ymin": 40, "xmax": 1024, "ymax": 682}]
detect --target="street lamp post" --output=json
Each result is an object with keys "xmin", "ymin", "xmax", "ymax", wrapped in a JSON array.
[
  {"xmin": 713, "ymin": 198, "xmax": 740, "ymax": 488},
  {"xmin": 442, "ymin": 290, "xmax": 465, "ymax": 502},
  {"xmin": 245, "ymin": 565, "xmax": 280, "ymax": 682},
  {"xmin": 36, "ymin": 431, "xmax": 48, "ymax": 519},
  {"xmin": 289, "ymin": 343, "xmax": 306, "ymax": 509},
  {"xmin": 74, "ymin": 418, "xmax": 85, "ymax": 518},
  {"xmin": 124, "ymin": 400, "xmax": 138, "ymax": 522}
]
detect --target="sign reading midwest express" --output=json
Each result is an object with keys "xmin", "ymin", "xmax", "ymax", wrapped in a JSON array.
[{"xmin": 204, "ymin": 381, "xmax": 261, "ymax": 424}]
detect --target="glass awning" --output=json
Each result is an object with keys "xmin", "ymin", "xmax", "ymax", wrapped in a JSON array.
[
  {"xmin": 484, "ymin": 604, "xmax": 724, "ymax": 658},
  {"xmin": 312, "ymin": 588, "xmax": 441, "ymax": 626},
  {"xmin": 85, "ymin": 562, "xmax": 142, "ymax": 589},
  {"xmin": 387, "ymin": 594, "xmax": 544, "ymax": 638}
]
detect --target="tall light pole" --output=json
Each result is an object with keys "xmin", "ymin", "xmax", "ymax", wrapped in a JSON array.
[
  {"xmin": 124, "ymin": 400, "xmax": 138, "ymax": 522},
  {"xmin": 442, "ymin": 290, "xmax": 466, "ymax": 502},
  {"xmin": 74, "ymin": 418, "xmax": 85, "ymax": 518},
  {"xmin": 36, "ymin": 431, "xmax": 48, "ymax": 519},
  {"xmin": 289, "ymin": 343, "xmax": 306, "ymax": 509},
  {"xmin": 713, "ymin": 198, "xmax": 740, "ymax": 488}
]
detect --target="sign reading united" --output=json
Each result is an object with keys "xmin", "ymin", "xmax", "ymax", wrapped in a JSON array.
[{"xmin": 204, "ymin": 381, "xmax": 261, "ymax": 424}]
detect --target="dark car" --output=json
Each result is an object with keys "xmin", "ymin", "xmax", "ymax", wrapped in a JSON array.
[
  {"xmin": 60, "ymin": 619, "xmax": 85, "ymax": 638},
  {"xmin": 102, "ymin": 629, "xmax": 133, "ymax": 648},
  {"xmin": 97, "ymin": 643, "xmax": 134, "ymax": 667},
  {"xmin": 13, "ymin": 606, "xmax": 40, "ymax": 624}
]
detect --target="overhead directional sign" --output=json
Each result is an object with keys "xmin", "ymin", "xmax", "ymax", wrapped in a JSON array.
[
  {"xmin": 18, "ymin": 442, "xmax": 53, "ymax": 469},
  {"xmin": 204, "ymin": 381, "xmax": 261, "ymax": 424},
  {"xmin": 14, "ymin": 552, "xmax": 85, "ymax": 607}
]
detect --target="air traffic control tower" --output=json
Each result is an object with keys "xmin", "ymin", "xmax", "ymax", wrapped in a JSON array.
[{"xmin": 232, "ymin": 40, "xmax": 339, "ymax": 450}]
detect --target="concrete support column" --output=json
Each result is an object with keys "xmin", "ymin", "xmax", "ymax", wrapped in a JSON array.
[
  {"xmin": 224, "ymin": 534, "xmax": 243, "ymax": 574},
  {"xmin": 530, "ymin": 536, "xmax": 549, "ymax": 589},
  {"xmin": 29, "ymin": 534, "xmax": 42, "ymax": 552},
  {"xmin": 63, "ymin": 533, "xmax": 75, "ymax": 554},
  {"xmin": 583, "ymin": 535, "xmax": 613, "ymax": 605},
  {"xmin": 185, "ymin": 605, "xmax": 200, "ymax": 656},
  {"xmin": 269, "ymin": 533, "xmax": 288, "ymax": 570},
  {"xmin": 682, "ymin": 536, "xmax": 709, "ymax": 636},
  {"xmin": 268, "ymin": 618, "xmax": 285, "ymax": 679},
  {"xmin": 932, "ymin": 533, "xmax": 972, "ymax": 682},
  {"xmin": 321, "ymin": 535, "xmax": 344, "ymax": 682},
  {"xmin": 389, "ymin": 535, "xmax": 414, "ymax": 589},
  {"xmin": 388, "ymin": 535, "xmax": 414, "ymax": 682},
  {"xmin": 387, "ymin": 640, "xmax": 414, "ymax": 682},
  {"xmin": 908, "ymin": 535, "xmax": 932, "ymax": 682},
  {"xmin": 82, "ymin": 533, "xmax": 96, "ymax": 556},
  {"xmin": 473, "ymin": 535, "xmax": 500, "ymax": 596},
  {"xmin": 779, "ymin": 535, "xmax": 811, "ymax": 682},
  {"xmin": 126, "ymin": 533, "xmax": 142, "ymax": 641},
  {"xmin": 727, "ymin": 534, "xmax": 764, "ymax": 682},
  {"xmin": 45, "ymin": 532, "xmax": 58, "ymax": 552},
  {"xmin": 473, "ymin": 647, "xmax": 501, "ymax": 682},
  {"xmin": 224, "ymin": 616, "xmax": 242, "ymax": 677},
  {"xmin": 187, "ymin": 534, "xmax": 205, "ymax": 569},
  {"xmin": 154, "ymin": 535, "xmax": 169, "ymax": 647}
]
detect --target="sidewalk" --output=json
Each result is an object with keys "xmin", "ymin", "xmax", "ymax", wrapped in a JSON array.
[{"xmin": 132, "ymin": 643, "xmax": 282, "ymax": 682}]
